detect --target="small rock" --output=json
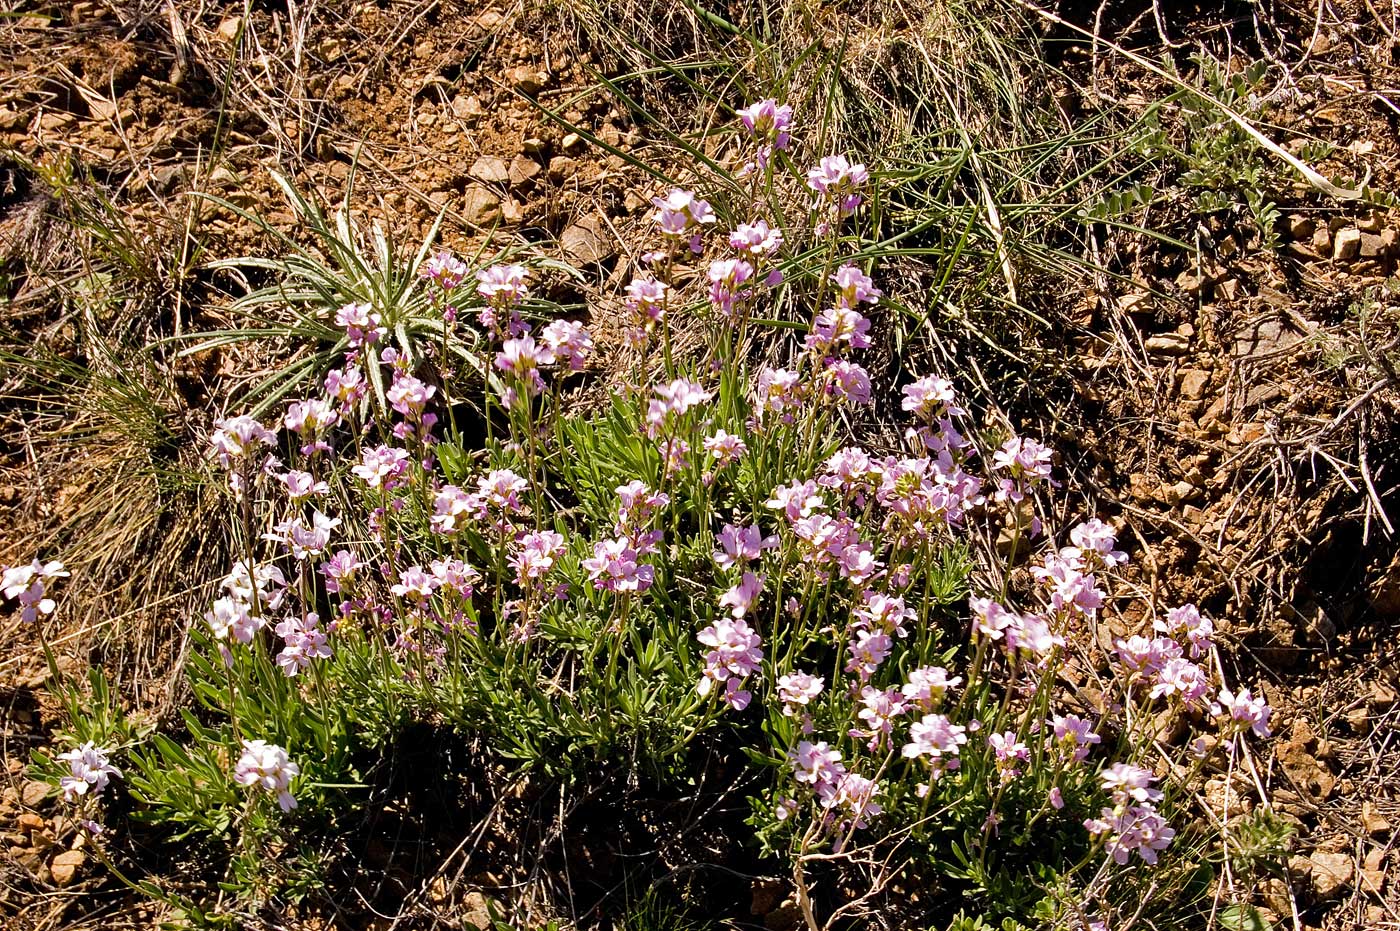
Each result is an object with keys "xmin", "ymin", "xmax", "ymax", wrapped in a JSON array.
[
  {"xmin": 462, "ymin": 186, "xmax": 502, "ymax": 226},
  {"xmin": 560, "ymin": 132, "xmax": 582, "ymax": 151},
  {"xmin": 1179, "ymin": 369, "xmax": 1210, "ymax": 400},
  {"xmin": 1166, "ymin": 480, "xmax": 1199, "ymax": 505},
  {"xmin": 18, "ymin": 812, "xmax": 44, "ymax": 832},
  {"xmin": 1358, "ymin": 213, "xmax": 1382, "ymax": 234},
  {"xmin": 451, "ymin": 95, "xmax": 485, "ymax": 123},
  {"xmin": 560, "ymin": 218, "xmax": 615, "ymax": 265},
  {"xmin": 1309, "ymin": 851, "xmax": 1354, "ymax": 898},
  {"xmin": 1371, "ymin": 681, "xmax": 1397, "ymax": 710},
  {"xmin": 508, "ymin": 155, "xmax": 541, "ymax": 188},
  {"xmin": 1287, "ymin": 214, "xmax": 1316, "ymax": 239},
  {"xmin": 501, "ymin": 198, "xmax": 524, "ymax": 223},
  {"xmin": 547, "ymin": 156, "xmax": 576, "ymax": 183},
  {"xmin": 50, "ymin": 848, "xmax": 85, "ymax": 886},
  {"xmin": 1359, "ymin": 232, "xmax": 1384, "ymax": 259},
  {"xmin": 521, "ymin": 136, "xmax": 547, "ymax": 155},
  {"xmin": 469, "ymin": 156, "xmax": 510, "ymax": 184},
  {"xmin": 1145, "ymin": 333, "xmax": 1190, "ymax": 356},
  {"xmin": 215, "ymin": 16, "xmax": 242, "ymax": 42},
  {"xmin": 1381, "ymin": 229, "xmax": 1398, "ymax": 255},
  {"xmin": 1311, "ymin": 225, "xmax": 1333, "ymax": 255},
  {"xmin": 1333, "ymin": 228, "xmax": 1361, "ymax": 261},
  {"xmin": 462, "ymin": 890, "xmax": 491, "ymax": 928},
  {"xmin": 1365, "ymin": 848, "xmax": 1386, "ymax": 871},
  {"xmin": 1360, "ymin": 869, "xmax": 1384, "ymax": 895},
  {"xmin": 21, "ymin": 782, "xmax": 49, "ymax": 808},
  {"xmin": 1361, "ymin": 801, "xmax": 1391, "ymax": 836},
  {"xmin": 1215, "ymin": 278, "xmax": 1240, "ymax": 301},
  {"xmin": 509, "ymin": 66, "xmax": 547, "ymax": 94}
]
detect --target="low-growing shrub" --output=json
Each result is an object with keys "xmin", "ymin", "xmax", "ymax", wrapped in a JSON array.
[{"xmin": 11, "ymin": 99, "xmax": 1280, "ymax": 930}]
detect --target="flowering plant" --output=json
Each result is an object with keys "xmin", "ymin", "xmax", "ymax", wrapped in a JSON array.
[{"xmin": 12, "ymin": 99, "xmax": 1281, "ymax": 928}]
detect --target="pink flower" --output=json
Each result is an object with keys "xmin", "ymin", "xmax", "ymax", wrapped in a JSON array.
[
  {"xmin": 824, "ymin": 360, "xmax": 872, "ymax": 405},
  {"xmin": 736, "ymin": 99, "xmax": 793, "ymax": 150},
  {"xmin": 830, "ymin": 264, "xmax": 881, "ymax": 308},
  {"xmin": 754, "ymin": 366, "xmax": 806, "ymax": 421},
  {"xmin": 652, "ymin": 189, "xmax": 716, "ymax": 248},
  {"xmin": 423, "ymin": 251, "xmax": 468, "ymax": 289},
  {"xmin": 805, "ymin": 154, "xmax": 868, "ymax": 217},
  {"xmin": 901, "ymin": 375, "xmax": 963, "ymax": 419},
  {"xmin": 718, "ymin": 572, "xmax": 764, "ymax": 619},
  {"xmin": 807, "ymin": 305, "xmax": 871, "ymax": 352},
  {"xmin": 431, "ymin": 484, "xmax": 473, "ymax": 534},
  {"xmin": 902, "ymin": 666, "xmax": 961, "ymax": 712},
  {"xmin": 1049, "ymin": 713, "xmax": 1101, "ymax": 762},
  {"xmin": 511, "ymin": 530, "xmax": 567, "ymax": 585},
  {"xmin": 1, "ymin": 559, "xmax": 68, "ymax": 624},
  {"xmin": 1213, "ymin": 687, "xmax": 1272, "ymax": 738},
  {"xmin": 1068, "ymin": 518, "xmax": 1128, "ymax": 567},
  {"xmin": 1114, "ymin": 635, "xmax": 1182, "ymax": 676},
  {"xmin": 850, "ymin": 686, "xmax": 908, "ymax": 752},
  {"xmin": 697, "ymin": 616, "xmax": 764, "ymax": 701},
  {"xmin": 476, "ymin": 264, "xmax": 530, "ymax": 308},
  {"xmin": 57, "ymin": 743, "xmax": 121, "ymax": 803},
  {"xmin": 845, "ymin": 628, "xmax": 893, "ymax": 681},
  {"xmin": 391, "ymin": 565, "xmax": 440, "ymax": 603},
  {"xmin": 210, "ymin": 415, "xmax": 277, "ymax": 470},
  {"xmin": 707, "ymin": 258, "xmax": 756, "ymax": 317},
  {"xmin": 1100, "ymin": 762, "xmax": 1162, "ymax": 805},
  {"xmin": 902, "ymin": 714, "xmax": 968, "ymax": 761},
  {"xmin": 541, "ymin": 320, "xmax": 594, "ymax": 371},
  {"xmin": 1150, "ymin": 657, "xmax": 1212, "ymax": 706},
  {"xmin": 233, "ymin": 740, "xmax": 300, "ymax": 812},
  {"xmin": 714, "ymin": 523, "xmax": 774, "ymax": 569},
  {"xmin": 495, "ymin": 335, "xmax": 548, "ymax": 396},
  {"xmin": 728, "ymin": 220, "xmax": 784, "ymax": 256},
  {"xmin": 789, "ymin": 740, "xmax": 845, "ymax": 793},
  {"xmin": 281, "ymin": 470, "xmax": 329, "ymax": 501},
  {"xmin": 582, "ymin": 538, "xmax": 654, "ymax": 593},
  {"xmin": 765, "ymin": 479, "xmax": 825, "ymax": 522},
  {"xmin": 319, "ymin": 550, "xmax": 362, "ymax": 594},
  {"xmin": 971, "ymin": 596, "xmax": 1016, "ymax": 641},
  {"xmin": 334, "ymin": 302, "xmax": 386, "ymax": 347},
  {"xmin": 988, "ymin": 731, "xmax": 1029, "ymax": 782},
  {"xmin": 1085, "ymin": 803, "xmax": 1175, "ymax": 865},
  {"xmin": 274, "ymin": 612, "xmax": 332, "ymax": 677},
  {"xmin": 1154, "ymin": 603, "xmax": 1214, "ymax": 658},
  {"xmin": 704, "ymin": 430, "xmax": 748, "ymax": 467},
  {"xmin": 777, "ymin": 671, "xmax": 825, "ymax": 716},
  {"xmin": 352, "ymin": 445, "xmax": 411, "ymax": 489}
]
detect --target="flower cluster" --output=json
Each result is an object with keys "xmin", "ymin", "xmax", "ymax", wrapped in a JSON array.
[
  {"xmin": 234, "ymin": 739, "xmax": 300, "ymax": 812},
  {"xmin": 1, "ymin": 559, "xmax": 68, "ymax": 624}
]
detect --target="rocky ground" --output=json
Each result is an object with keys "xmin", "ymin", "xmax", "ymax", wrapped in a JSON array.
[{"xmin": 1, "ymin": 0, "xmax": 1398, "ymax": 928}]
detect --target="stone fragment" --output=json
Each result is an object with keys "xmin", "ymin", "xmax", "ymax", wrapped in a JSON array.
[
  {"xmin": 508, "ymin": 155, "xmax": 541, "ymax": 188},
  {"xmin": 509, "ymin": 66, "xmax": 547, "ymax": 94},
  {"xmin": 1309, "ymin": 851, "xmax": 1354, "ymax": 898},
  {"xmin": 451, "ymin": 95, "xmax": 485, "ymax": 122},
  {"xmin": 469, "ymin": 156, "xmax": 510, "ymax": 184},
  {"xmin": 1311, "ymin": 225, "xmax": 1332, "ymax": 255},
  {"xmin": 1145, "ymin": 333, "xmax": 1190, "ymax": 356},
  {"xmin": 21, "ymin": 782, "xmax": 48, "ymax": 808},
  {"xmin": 1359, "ymin": 232, "xmax": 1383, "ymax": 259},
  {"xmin": 1179, "ymin": 369, "xmax": 1210, "ymax": 400},
  {"xmin": 1361, "ymin": 801, "xmax": 1391, "ymax": 836},
  {"xmin": 1333, "ymin": 227, "xmax": 1361, "ymax": 261},
  {"xmin": 216, "ymin": 16, "xmax": 242, "ymax": 42},
  {"xmin": 50, "ymin": 849, "xmax": 85, "ymax": 886},
  {"xmin": 462, "ymin": 186, "xmax": 502, "ymax": 226},
  {"xmin": 560, "ymin": 132, "xmax": 582, "ymax": 151},
  {"xmin": 559, "ymin": 217, "xmax": 615, "ymax": 265},
  {"xmin": 521, "ymin": 137, "xmax": 547, "ymax": 155},
  {"xmin": 1287, "ymin": 214, "xmax": 1316, "ymax": 238}
]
